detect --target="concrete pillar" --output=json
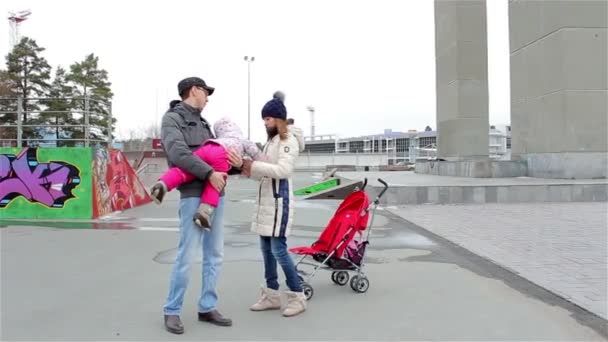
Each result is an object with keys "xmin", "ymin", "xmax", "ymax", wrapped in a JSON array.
[
  {"xmin": 509, "ymin": 0, "xmax": 608, "ymax": 179},
  {"xmin": 434, "ymin": 0, "xmax": 490, "ymax": 160}
]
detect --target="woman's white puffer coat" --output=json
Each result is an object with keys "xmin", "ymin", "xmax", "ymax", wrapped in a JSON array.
[{"xmin": 250, "ymin": 133, "xmax": 300, "ymax": 237}]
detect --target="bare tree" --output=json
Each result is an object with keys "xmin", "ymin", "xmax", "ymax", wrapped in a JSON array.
[
  {"xmin": 121, "ymin": 123, "xmax": 160, "ymax": 151},
  {"xmin": 139, "ymin": 123, "xmax": 160, "ymax": 140}
]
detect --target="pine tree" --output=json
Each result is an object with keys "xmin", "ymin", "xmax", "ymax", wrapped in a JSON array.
[
  {"xmin": 67, "ymin": 53, "xmax": 115, "ymax": 145},
  {"xmin": 5, "ymin": 37, "xmax": 52, "ymax": 144},
  {"xmin": 0, "ymin": 70, "xmax": 18, "ymax": 143},
  {"xmin": 40, "ymin": 67, "xmax": 74, "ymax": 146},
  {"xmin": 0, "ymin": 69, "xmax": 18, "ymax": 122}
]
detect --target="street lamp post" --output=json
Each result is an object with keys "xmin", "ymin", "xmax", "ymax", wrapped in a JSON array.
[
  {"xmin": 307, "ymin": 106, "xmax": 315, "ymax": 138},
  {"xmin": 244, "ymin": 56, "xmax": 255, "ymax": 140}
]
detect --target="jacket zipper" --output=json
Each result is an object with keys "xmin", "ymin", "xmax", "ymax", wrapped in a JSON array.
[
  {"xmin": 271, "ymin": 179, "xmax": 278, "ymax": 237},
  {"xmin": 272, "ymin": 198, "xmax": 279, "ymax": 237},
  {"xmin": 255, "ymin": 142, "xmax": 268, "ymax": 224},
  {"xmin": 256, "ymin": 179, "xmax": 263, "ymax": 223}
]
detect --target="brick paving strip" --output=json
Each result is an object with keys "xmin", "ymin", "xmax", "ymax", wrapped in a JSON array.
[{"xmin": 388, "ymin": 202, "xmax": 608, "ymax": 319}]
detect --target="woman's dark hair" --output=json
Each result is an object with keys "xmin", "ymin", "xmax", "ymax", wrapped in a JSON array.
[{"xmin": 267, "ymin": 118, "xmax": 289, "ymax": 141}]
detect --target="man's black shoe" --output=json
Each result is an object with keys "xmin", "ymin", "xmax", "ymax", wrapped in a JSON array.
[{"xmin": 198, "ymin": 310, "xmax": 232, "ymax": 327}]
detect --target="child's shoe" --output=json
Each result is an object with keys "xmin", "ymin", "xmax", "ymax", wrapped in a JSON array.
[
  {"xmin": 150, "ymin": 181, "xmax": 168, "ymax": 204},
  {"xmin": 193, "ymin": 203, "xmax": 214, "ymax": 230}
]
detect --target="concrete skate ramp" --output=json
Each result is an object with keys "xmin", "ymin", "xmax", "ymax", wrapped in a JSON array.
[
  {"xmin": 135, "ymin": 158, "xmax": 169, "ymax": 187},
  {"xmin": 92, "ymin": 149, "xmax": 152, "ymax": 218},
  {"xmin": 294, "ymin": 178, "xmax": 340, "ymax": 196},
  {"xmin": 300, "ymin": 179, "xmax": 364, "ymax": 200}
]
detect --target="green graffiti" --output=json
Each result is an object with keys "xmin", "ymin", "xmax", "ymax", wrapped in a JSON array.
[{"xmin": 0, "ymin": 148, "xmax": 92, "ymax": 220}]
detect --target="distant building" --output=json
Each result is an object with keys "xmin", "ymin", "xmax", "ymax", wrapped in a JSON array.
[
  {"xmin": 35, "ymin": 128, "xmax": 72, "ymax": 148},
  {"xmin": 112, "ymin": 142, "xmax": 125, "ymax": 151},
  {"xmin": 303, "ymin": 126, "xmax": 511, "ymax": 164}
]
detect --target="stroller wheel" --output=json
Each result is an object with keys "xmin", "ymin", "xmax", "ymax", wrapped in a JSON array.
[
  {"xmin": 331, "ymin": 272, "xmax": 338, "ymax": 284},
  {"xmin": 302, "ymin": 282, "xmax": 314, "ymax": 300},
  {"xmin": 350, "ymin": 276, "xmax": 370, "ymax": 293},
  {"xmin": 333, "ymin": 271, "xmax": 349, "ymax": 286}
]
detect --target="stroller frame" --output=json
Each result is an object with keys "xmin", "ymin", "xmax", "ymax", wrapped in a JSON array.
[{"xmin": 293, "ymin": 178, "xmax": 389, "ymax": 300}]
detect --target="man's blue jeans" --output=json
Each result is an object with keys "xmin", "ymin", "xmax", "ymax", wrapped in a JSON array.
[
  {"xmin": 260, "ymin": 236, "xmax": 303, "ymax": 292},
  {"xmin": 163, "ymin": 197, "xmax": 225, "ymax": 315}
]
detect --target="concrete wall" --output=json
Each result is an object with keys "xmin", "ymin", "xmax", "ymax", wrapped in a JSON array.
[
  {"xmin": 416, "ymin": 160, "xmax": 528, "ymax": 178},
  {"xmin": 524, "ymin": 152, "xmax": 608, "ymax": 179},
  {"xmin": 296, "ymin": 153, "xmax": 389, "ymax": 170},
  {"xmin": 365, "ymin": 183, "xmax": 608, "ymax": 205},
  {"xmin": 434, "ymin": 0, "xmax": 490, "ymax": 160},
  {"xmin": 509, "ymin": 0, "xmax": 608, "ymax": 178}
]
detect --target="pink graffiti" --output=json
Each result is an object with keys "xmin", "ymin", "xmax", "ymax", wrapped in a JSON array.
[{"xmin": 0, "ymin": 148, "xmax": 81, "ymax": 208}]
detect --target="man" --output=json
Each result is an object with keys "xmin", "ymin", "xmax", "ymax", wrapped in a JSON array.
[{"xmin": 160, "ymin": 77, "xmax": 242, "ymax": 334}]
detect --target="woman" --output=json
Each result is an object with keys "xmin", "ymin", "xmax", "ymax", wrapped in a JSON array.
[{"xmin": 241, "ymin": 95, "xmax": 306, "ymax": 317}]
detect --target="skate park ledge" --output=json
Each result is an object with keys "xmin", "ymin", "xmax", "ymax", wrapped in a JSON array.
[{"xmin": 336, "ymin": 171, "xmax": 608, "ymax": 205}]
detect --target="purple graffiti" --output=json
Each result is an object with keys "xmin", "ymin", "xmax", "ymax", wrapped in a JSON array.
[{"xmin": 0, "ymin": 148, "xmax": 81, "ymax": 208}]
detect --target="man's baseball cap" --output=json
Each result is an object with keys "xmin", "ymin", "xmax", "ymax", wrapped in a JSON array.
[{"xmin": 178, "ymin": 77, "xmax": 215, "ymax": 97}]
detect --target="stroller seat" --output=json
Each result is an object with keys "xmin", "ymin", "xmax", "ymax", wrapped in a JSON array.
[
  {"xmin": 291, "ymin": 234, "xmax": 368, "ymax": 271},
  {"xmin": 290, "ymin": 191, "xmax": 370, "ymax": 267}
]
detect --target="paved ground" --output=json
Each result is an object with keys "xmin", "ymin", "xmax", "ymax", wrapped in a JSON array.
[
  {"xmin": 1, "ymin": 173, "xmax": 607, "ymax": 340},
  {"xmin": 388, "ymin": 202, "xmax": 608, "ymax": 320}
]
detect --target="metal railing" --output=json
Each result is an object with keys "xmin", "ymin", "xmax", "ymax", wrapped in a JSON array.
[
  {"xmin": 136, "ymin": 163, "xmax": 160, "ymax": 177},
  {"xmin": 0, "ymin": 96, "xmax": 113, "ymax": 147}
]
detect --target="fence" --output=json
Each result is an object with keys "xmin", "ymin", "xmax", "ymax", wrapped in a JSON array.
[{"xmin": 0, "ymin": 96, "xmax": 113, "ymax": 148}]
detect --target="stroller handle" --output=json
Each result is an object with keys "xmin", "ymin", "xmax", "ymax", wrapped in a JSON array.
[
  {"xmin": 377, "ymin": 178, "xmax": 389, "ymax": 199},
  {"xmin": 361, "ymin": 178, "xmax": 368, "ymax": 191},
  {"xmin": 368, "ymin": 178, "xmax": 389, "ymax": 206}
]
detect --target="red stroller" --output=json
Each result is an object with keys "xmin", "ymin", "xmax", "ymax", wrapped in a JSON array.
[{"xmin": 289, "ymin": 178, "xmax": 389, "ymax": 300}]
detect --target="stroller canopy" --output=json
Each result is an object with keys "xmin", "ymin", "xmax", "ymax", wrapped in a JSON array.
[{"xmin": 290, "ymin": 190, "xmax": 370, "ymax": 258}]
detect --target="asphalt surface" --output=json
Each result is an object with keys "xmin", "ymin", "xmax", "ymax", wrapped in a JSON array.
[{"xmin": 1, "ymin": 173, "xmax": 606, "ymax": 340}]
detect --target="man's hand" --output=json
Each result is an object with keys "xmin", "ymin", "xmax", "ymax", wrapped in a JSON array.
[
  {"xmin": 227, "ymin": 149, "xmax": 243, "ymax": 169},
  {"xmin": 208, "ymin": 171, "xmax": 228, "ymax": 192},
  {"xmin": 241, "ymin": 159, "xmax": 253, "ymax": 177}
]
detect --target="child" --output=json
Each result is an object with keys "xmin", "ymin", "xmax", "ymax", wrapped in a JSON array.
[{"xmin": 150, "ymin": 117, "xmax": 266, "ymax": 229}]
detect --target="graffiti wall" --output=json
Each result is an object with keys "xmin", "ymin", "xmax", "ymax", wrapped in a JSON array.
[
  {"xmin": 91, "ymin": 149, "xmax": 111, "ymax": 218},
  {"xmin": 92, "ymin": 149, "xmax": 151, "ymax": 218},
  {"xmin": 0, "ymin": 147, "xmax": 151, "ymax": 220},
  {"xmin": 0, "ymin": 147, "xmax": 92, "ymax": 219}
]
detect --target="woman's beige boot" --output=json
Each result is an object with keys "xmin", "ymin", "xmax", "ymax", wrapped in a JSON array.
[
  {"xmin": 250, "ymin": 287, "xmax": 281, "ymax": 311},
  {"xmin": 282, "ymin": 291, "xmax": 307, "ymax": 317}
]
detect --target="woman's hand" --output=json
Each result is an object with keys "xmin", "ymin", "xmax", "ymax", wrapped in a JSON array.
[
  {"xmin": 227, "ymin": 148, "xmax": 243, "ymax": 169},
  {"xmin": 241, "ymin": 159, "xmax": 253, "ymax": 177}
]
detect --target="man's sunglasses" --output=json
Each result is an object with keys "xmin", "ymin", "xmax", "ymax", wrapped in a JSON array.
[{"xmin": 196, "ymin": 87, "xmax": 209, "ymax": 95}]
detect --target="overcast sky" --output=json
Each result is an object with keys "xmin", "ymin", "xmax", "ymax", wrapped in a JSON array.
[{"xmin": 1, "ymin": 0, "xmax": 510, "ymax": 143}]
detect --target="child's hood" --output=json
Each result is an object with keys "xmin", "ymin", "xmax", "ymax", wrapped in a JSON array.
[{"xmin": 213, "ymin": 117, "xmax": 244, "ymax": 139}]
